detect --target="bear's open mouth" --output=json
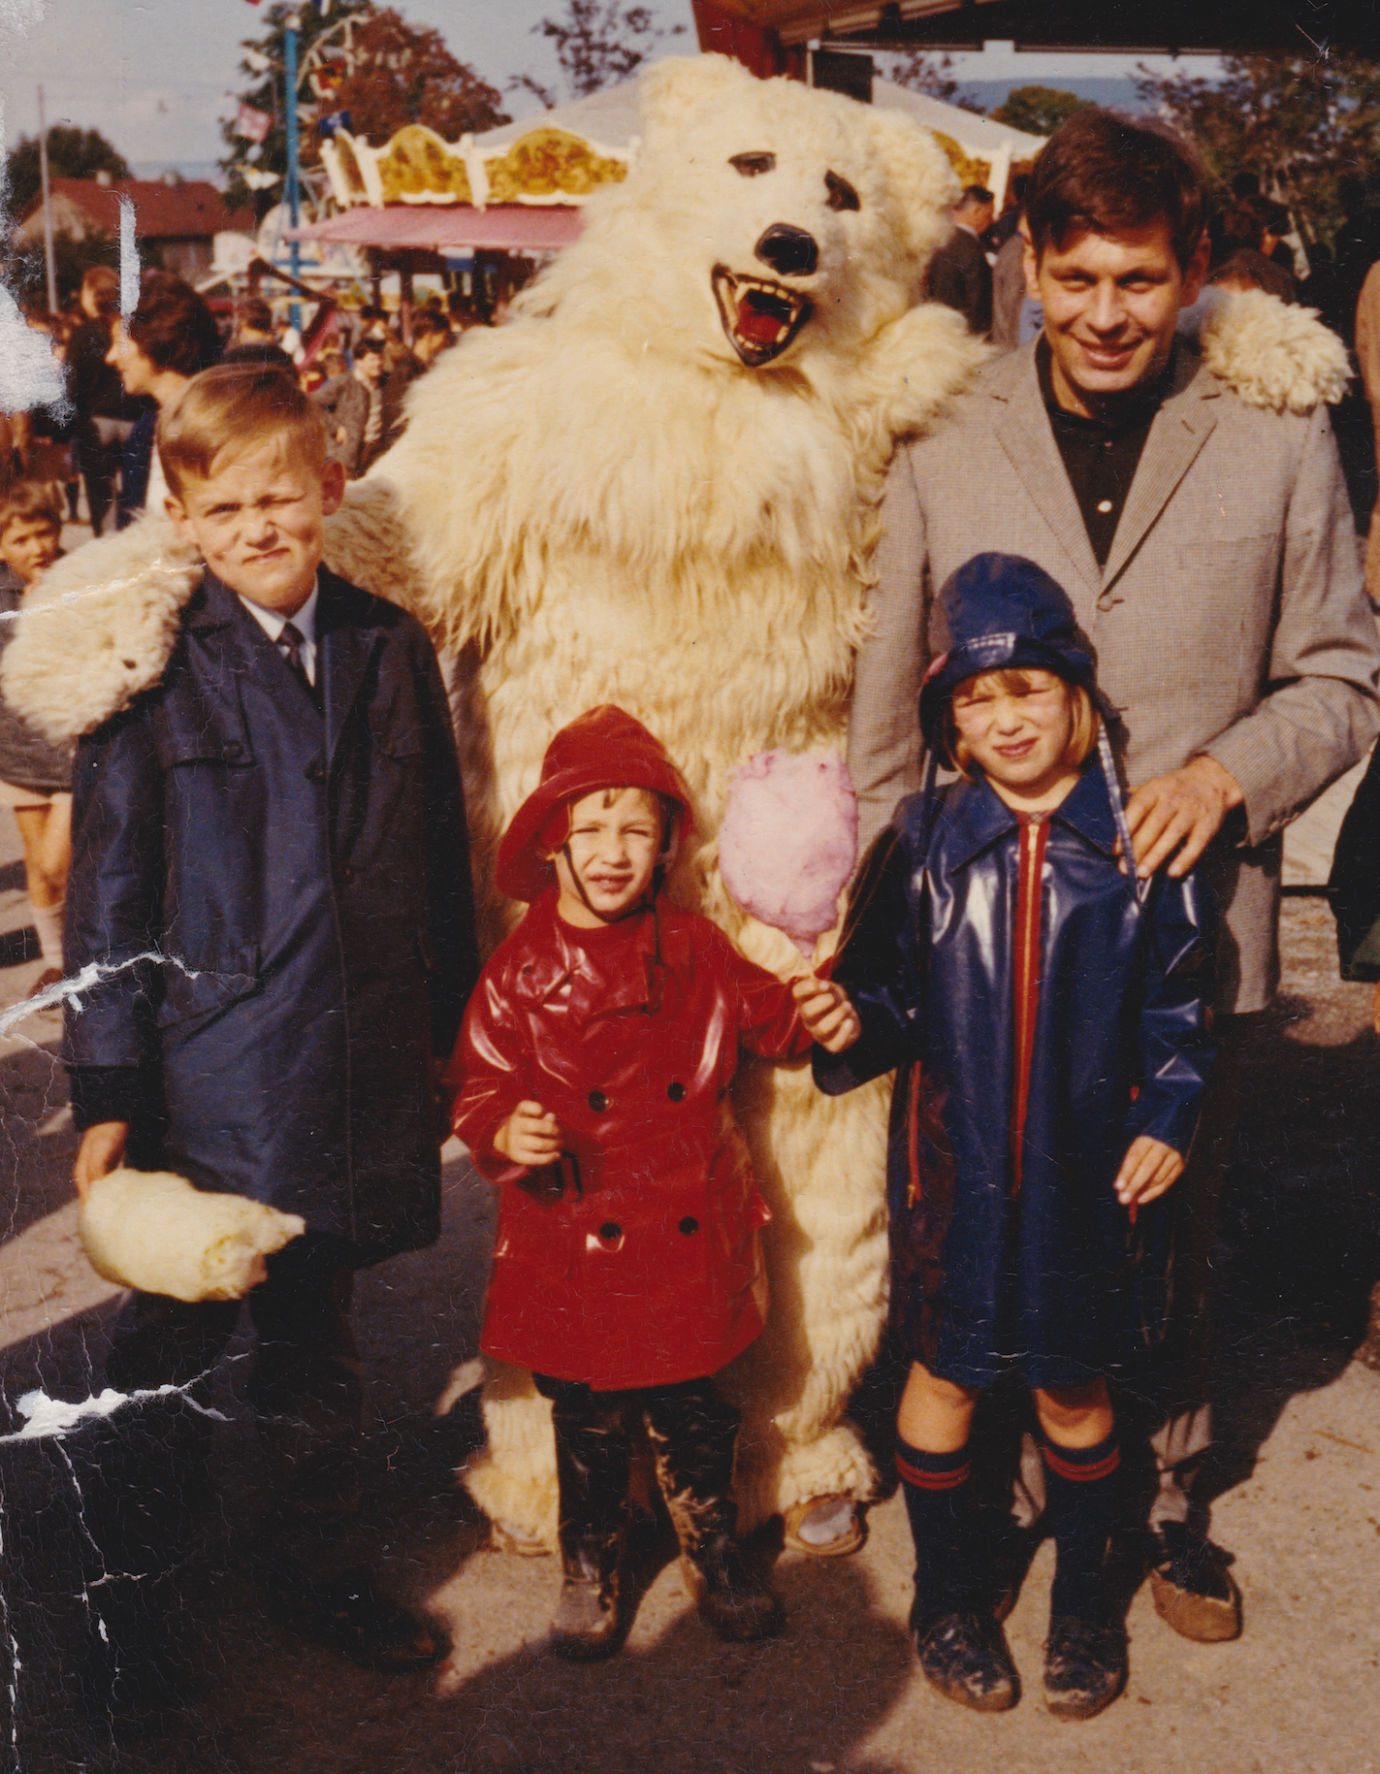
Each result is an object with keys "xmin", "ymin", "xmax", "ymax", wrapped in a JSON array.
[{"xmin": 712, "ymin": 265, "xmax": 813, "ymax": 367}]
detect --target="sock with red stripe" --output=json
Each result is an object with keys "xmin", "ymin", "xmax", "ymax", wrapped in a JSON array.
[
  {"xmin": 1041, "ymin": 1431, "xmax": 1121, "ymax": 1625},
  {"xmin": 897, "ymin": 1438, "xmax": 975, "ymax": 1626}
]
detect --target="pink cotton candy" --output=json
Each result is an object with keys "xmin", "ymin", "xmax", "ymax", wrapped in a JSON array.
[{"xmin": 719, "ymin": 750, "xmax": 858, "ymax": 954}]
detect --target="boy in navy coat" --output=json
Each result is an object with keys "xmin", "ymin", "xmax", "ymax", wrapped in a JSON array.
[{"xmin": 60, "ymin": 361, "xmax": 477, "ymax": 1708}]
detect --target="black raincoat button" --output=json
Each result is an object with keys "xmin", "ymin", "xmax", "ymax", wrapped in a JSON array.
[
  {"xmin": 678, "ymin": 1216, "xmax": 699, "ymax": 1236},
  {"xmin": 599, "ymin": 1221, "xmax": 621, "ymax": 1242},
  {"xmin": 340, "ymin": 864, "xmax": 355, "ymax": 885},
  {"xmin": 305, "ymin": 758, "xmax": 325, "ymax": 784},
  {"xmin": 223, "ymin": 740, "xmax": 244, "ymax": 760},
  {"xmin": 587, "ymin": 1089, "xmax": 608, "ymax": 1113},
  {"xmin": 667, "ymin": 1081, "xmax": 686, "ymax": 1102}
]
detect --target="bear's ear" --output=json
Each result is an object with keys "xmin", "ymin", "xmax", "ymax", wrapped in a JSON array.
[
  {"xmin": 865, "ymin": 108, "xmax": 961, "ymax": 276},
  {"xmin": 639, "ymin": 52, "xmax": 756, "ymax": 140}
]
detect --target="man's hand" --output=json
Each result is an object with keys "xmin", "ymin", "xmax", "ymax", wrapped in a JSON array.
[
  {"xmin": 74, "ymin": 1121, "xmax": 129, "ymax": 1202},
  {"xmin": 1114, "ymin": 1134, "xmax": 1184, "ymax": 1207},
  {"xmin": 792, "ymin": 975, "xmax": 862, "ymax": 1054},
  {"xmin": 1124, "ymin": 755, "xmax": 1244, "ymax": 879},
  {"xmin": 493, "ymin": 1100, "xmax": 564, "ymax": 1168}
]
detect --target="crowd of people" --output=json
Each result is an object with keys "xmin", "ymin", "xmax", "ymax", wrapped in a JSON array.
[
  {"xmin": 1, "ymin": 270, "xmax": 478, "ymax": 530},
  {"xmin": 1, "ymin": 100, "xmax": 1379, "ymax": 1742}
]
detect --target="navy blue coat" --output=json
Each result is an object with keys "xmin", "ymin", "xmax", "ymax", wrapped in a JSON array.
[
  {"xmin": 64, "ymin": 568, "xmax": 477, "ymax": 1263},
  {"xmin": 815, "ymin": 759, "xmax": 1213, "ymax": 1387}
]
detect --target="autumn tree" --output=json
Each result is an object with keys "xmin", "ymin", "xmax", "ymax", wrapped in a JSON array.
[
  {"xmin": 330, "ymin": 8, "xmax": 508, "ymax": 143},
  {"xmin": 884, "ymin": 51, "xmax": 968, "ymax": 106},
  {"xmin": 220, "ymin": 0, "xmax": 507, "ymax": 218},
  {"xmin": 1135, "ymin": 53, "xmax": 1380, "ymax": 248},
  {"xmin": 990, "ymin": 85, "xmax": 1090, "ymax": 138},
  {"xmin": 4, "ymin": 125, "xmax": 131, "ymax": 222},
  {"xmin": 515, "ymin": 0, "xmax": 685, "ymax": 108}
]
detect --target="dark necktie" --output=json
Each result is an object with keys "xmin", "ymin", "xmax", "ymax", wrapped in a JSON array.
[{"xmin": 278, "ymin": 620, "xmax": 320, "ymax": 709}]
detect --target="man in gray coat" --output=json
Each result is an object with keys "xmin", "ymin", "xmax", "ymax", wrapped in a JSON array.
[{"xmin": 851, "ymin": 109, "xmax": 1380, "ymax": 1646}]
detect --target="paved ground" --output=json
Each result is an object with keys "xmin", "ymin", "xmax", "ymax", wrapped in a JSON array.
[{"xmin": 1, "ymin": 610, "xmax": 1378, "ymax": 1770}]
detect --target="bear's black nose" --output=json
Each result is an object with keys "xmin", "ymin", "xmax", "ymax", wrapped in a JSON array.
[{"xmin": 755, "ymin": 223, "xmax": 818, "ymax": 277}]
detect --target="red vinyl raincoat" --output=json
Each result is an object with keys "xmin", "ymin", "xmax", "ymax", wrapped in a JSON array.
[{"xmin": 448, "ymin": 889, "xmax": 809, "ymax": 1390}]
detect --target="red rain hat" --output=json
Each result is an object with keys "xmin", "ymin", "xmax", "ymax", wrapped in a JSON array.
[{"xmin": 496, "ymin": 705, "xmax": 695, "ymax": 902}]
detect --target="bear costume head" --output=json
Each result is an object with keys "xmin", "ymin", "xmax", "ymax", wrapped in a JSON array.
[{"xmin": 527, "ymin": 55, "xmax": 960, "ymax": 382}]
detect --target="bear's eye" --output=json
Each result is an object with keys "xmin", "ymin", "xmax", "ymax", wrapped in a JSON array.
[
  {"xmin": 729, "ymin": 152, "xmax": 776, "ymax": 177},
  {"xmin": 826, "ymin": 171, "xmax": 860, "ymax": 212}
]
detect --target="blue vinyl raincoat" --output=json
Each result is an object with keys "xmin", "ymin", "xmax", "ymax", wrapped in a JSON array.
[{"xmin": 815, "ymin": 554, "xmax": 1214, "ymax": 1386}]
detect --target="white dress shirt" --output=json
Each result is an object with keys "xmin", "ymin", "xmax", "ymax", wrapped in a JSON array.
[{"xmin": 238, "ymin": 577, "xmax": 320, "ymax": 685}]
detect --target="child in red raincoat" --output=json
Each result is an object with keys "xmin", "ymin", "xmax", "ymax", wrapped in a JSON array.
[{"xmin": 448, "ymin": 704, "xmax": 857, "ymax": 1660}]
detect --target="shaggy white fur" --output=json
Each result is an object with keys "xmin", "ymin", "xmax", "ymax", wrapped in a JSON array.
[{"xmin": 1, "ymin": 55, "xmax": 1355, "ymax": 1553}]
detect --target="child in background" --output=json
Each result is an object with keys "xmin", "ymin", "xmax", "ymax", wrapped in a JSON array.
[
  {"xmin": 807, "ymin": 554, "xmax": 1212, "ymax": 1721},
  {"xmin": 448, "ymin": 704, "xmax": 858, "ymax": 1660},
  {"xmin": 0, "ymin": 481, "xmax": 70, "ymax": 993}
]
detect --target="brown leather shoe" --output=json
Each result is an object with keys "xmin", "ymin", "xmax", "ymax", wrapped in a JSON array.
[{"xmin": 1148, "ymin": 1525, "xmax": 1243, "ymax": 1643}]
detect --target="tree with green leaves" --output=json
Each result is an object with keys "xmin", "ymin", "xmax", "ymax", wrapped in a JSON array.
[
  {"xmin": 4, "ymin": 125, "xmax": 131, "ymax": 223},
  {"xmin": 1135, "ymin": 53, "xmax": 1380, "ymax": 249},
  {"xmin": 514, "ymin": 0, "xmax": 685, "ymax": 109},
  {"xmin": 220, "ymin": 0, "xmax": 372, "ymax": 218},
  {"xmin": 990, "ymin": 85, "xmax": 1090, "ymax": 139}
]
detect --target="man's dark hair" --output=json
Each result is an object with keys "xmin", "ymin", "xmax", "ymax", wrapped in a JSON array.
[
  {"xmin": 411, "ymin": 309, "xmax": 452, "ymax": 339},
  {"xmin": 960, "ymin": 184, "xmax": 994, "ymax": 207},
  {"xmin": 127, "ymin": 272, "xmax": 222, "ymax": 378},
  {"xmin": 1024, "ymin": 108, "xmax": 1207, "ymax": 270}
]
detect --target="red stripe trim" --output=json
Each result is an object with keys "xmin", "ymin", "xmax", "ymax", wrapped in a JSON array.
[
  {"xmin": 1041, "ymin": 1443, "xmax": 1121, "ymax": 1483},
  {"xmin": 896, "ymin": 1452, "xmax": 971, "ymax": 1490},
  {"xmin": 1010, "ymin": 815, "xmax": 1048, "ymax": 1196}
]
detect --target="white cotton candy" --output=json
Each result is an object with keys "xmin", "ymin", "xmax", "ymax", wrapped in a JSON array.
[
  {"xmin": 719, "ymin": 750, "xmax": 858, "ymax": 954},
  {"xmin": 79, "ymin": 1169, "xmax": 306, "ymax": 1302}
]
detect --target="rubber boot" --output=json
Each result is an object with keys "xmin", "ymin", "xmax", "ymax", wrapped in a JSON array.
[
  {"xmin": 548, "ymin": 1385, "xmax": 633, "ymax": 1661},
  {"xmin": 644, "ymin": 1383, "xmax": 784, "ymax": 1643}
]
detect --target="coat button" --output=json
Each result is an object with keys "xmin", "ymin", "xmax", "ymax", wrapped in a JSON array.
[
  {"xmin": 599, "ymin": 1221, "xmax": 621, "ymax": 1242},
  {"xmin": 305, "ymin": 758, "xmax": 325, "ymax": 784},
  {"xmin": 667, "ymin": 1081, "xmax": 686, "ymax": 1102},
  {"xmin": 587, "ymin": 1089, "xmax": 608, "ymax": 1113},
  {"xmin": 340, "ymin": 864, "xmax": 356, "ymax": 884},
  {"xmin": 223, "ymin": 740, "xmax": 243, "ymax": 760},
  {"xmin": 678, "ymin": 1216, "xmax": 699, "ymax": 1236}
]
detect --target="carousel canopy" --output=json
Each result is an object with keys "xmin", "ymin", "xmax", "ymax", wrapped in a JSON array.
[{"xmin": 296, "ymin": 63, "xmax": 1044, "ymax": 253}]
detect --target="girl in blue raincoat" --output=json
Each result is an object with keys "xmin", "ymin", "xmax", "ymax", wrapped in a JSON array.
[{"xmin": 806, "ymin": 553, "xmax": 1212, "ymax": 1722}]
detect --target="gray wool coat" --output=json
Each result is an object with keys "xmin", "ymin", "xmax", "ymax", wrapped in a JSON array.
[{"xmin": 849, "ymin": 340, "xmax": 1380, "ymax": 1013}]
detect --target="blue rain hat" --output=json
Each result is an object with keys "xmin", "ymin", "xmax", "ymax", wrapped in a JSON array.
[{"xmin": 918, "ymin": 553, "xmax": 1097, "ymax": 764}]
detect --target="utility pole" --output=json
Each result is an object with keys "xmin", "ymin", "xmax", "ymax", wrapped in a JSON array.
[
  {"xmin": 37, "ymin": 85, "xmax": 57, "ymax": 313},
  {"xmin": 284, "ymin": 12, "xmax": 303, "ymax": 332}
]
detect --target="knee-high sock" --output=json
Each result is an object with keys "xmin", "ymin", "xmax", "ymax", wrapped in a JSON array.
[
  {"xmin": 1041, "ymin": 1432, "xmax": 1120, "ymax": 1624},
  {"xmin": 897, "ymin": 1438, "xmax": 974, "ymax": 1624}
]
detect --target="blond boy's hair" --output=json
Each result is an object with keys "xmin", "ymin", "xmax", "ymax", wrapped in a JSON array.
[
  {"xmin": 157, "ymin": 362, "xmax": 327, "ymax": 501},
  {"xmin": 0, "ymin": 480, "xmax": 64, "ymax": 537},
  {"xmin": 948, "ymin": 667, "xmax": 1099, "ymax": 777}
]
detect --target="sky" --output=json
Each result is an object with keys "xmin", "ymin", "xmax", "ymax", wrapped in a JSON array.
[{"xmin": 0, "ymin": 0, "xmax": 1216, "ymax": 178}]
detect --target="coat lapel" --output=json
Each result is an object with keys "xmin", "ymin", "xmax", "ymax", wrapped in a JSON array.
[
  {"xmin": 1101, "ymin": 347, "xmax": 1219, "ymax": 593},
  {"xmin": 317, "ymin": 570, "xmax": 382, "ymax": 763},
  {"xmin": 184, "ymin": 575, "xmax": 274, "ymax": 743},
  {"xmin": 990, "ymin": 355, "xmax": 1102, "ymax": 608}
]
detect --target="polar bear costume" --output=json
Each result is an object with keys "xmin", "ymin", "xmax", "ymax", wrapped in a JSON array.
[{"xmin": 4, "ymin": 56, "xmax": 1349, "ymax": 1552}]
